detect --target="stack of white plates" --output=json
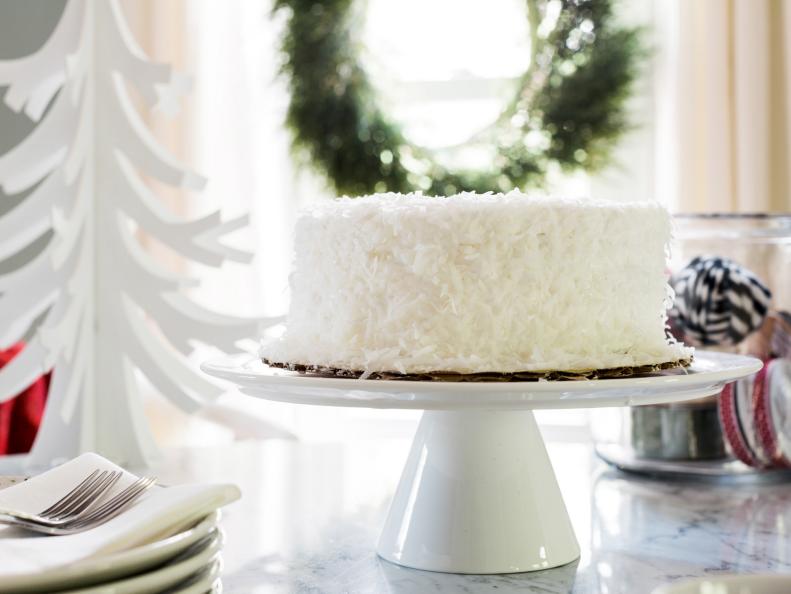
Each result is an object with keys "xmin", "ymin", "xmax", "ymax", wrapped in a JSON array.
[
  {"xmin": 1, "ymin": 509, "xmax": 223, "ymax": 594},
  {"xmin": 0, "ymin": 454, "xmax": 240, "ymax": 594}
]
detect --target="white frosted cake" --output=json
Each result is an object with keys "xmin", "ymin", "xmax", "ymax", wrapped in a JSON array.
[{"xmin": 261, "ymin": 192, "xmax": 692, "ymax": 377}]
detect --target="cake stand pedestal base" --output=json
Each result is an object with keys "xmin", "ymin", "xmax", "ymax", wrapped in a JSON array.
[{"xmin": 377, "ymin": 410, "xmax": 580, "ymax": 574}]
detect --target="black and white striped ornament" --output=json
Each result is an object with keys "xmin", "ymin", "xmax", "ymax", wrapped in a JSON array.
[{"xmin": 669, "ymin": 256, "xmax": 771, "ymax": 346}]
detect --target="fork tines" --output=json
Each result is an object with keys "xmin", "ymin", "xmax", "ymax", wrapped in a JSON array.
[{"xmin": 0, "ymin": 469, "xmax": 157, "ymax": 535}]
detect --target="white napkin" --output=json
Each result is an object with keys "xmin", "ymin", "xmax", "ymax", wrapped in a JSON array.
[{"xmin": 0, "ymin": 452, "xmax": 240, "ymax": 578}]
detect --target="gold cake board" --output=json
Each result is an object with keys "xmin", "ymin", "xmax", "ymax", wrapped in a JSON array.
[{"xmin": 262, "ymin": 357, "xmax": 693, "ymax": 382}]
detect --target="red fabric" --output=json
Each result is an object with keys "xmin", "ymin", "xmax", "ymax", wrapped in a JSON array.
[{"xmin": 0, "ymin": 344, "xmax": 49, "ymax": 455}]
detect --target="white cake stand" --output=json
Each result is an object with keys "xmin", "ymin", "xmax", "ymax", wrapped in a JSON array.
[{"xmin": 201, "ymin": 351, "xmax": 761, "ymax": 575}]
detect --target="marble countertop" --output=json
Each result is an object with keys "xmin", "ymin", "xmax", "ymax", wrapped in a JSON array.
[{"xmin": 153, "ymin": 437, "xmax": 791, "ymax": 594}]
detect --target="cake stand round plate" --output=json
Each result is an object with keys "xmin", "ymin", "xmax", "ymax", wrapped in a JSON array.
[
  {"xmin": 202, "ymin": 351, "xmax": 761, "ymax": 575},
  {"xmin": 202, "ymin": 351, "xmax": 758, "ymax": 410}
]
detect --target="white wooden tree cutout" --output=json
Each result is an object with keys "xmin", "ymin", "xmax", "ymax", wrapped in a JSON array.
[{"xmin": 0, "ymin": 0, "xmax": 262, "ymax": 466}]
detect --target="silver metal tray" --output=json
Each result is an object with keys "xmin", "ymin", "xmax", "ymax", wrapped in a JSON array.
[{"xmin": 596, "ymin": 443, "xmax": 791, "ymax": 483}]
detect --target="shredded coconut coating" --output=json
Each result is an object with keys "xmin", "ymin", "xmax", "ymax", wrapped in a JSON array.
[{"xmin": 261, "ymin": 192, "xmax": 692, "ymax": 374}]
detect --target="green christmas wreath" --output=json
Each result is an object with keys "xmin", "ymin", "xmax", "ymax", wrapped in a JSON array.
[{"xmin": 274, "ymin": 0, "xmax": 643, "ymax": 196}]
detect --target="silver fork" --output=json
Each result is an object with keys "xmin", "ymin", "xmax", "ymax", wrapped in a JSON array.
[
  {"xmin": 56, "ymin": 476, "xmax": 157, "ymax": 531},
  {"xmin": 40, "ymin": 470, "xmax": 122, "ymax": 520},
  {"xmin": 0, "ymin": 473, "xmax": 156, "ymax": 535},
  {"xmin": 0, "ymin": 469, "xmax": 120, "ymax": 526}
]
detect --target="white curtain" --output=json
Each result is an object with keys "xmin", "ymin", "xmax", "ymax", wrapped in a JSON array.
[
  {"xmin": 125, "ymin": 0, "xmax": 325, "ymax": 320},
  {"xmin": 120, "ymin": 0, "xmax": 319, "ymax": 443},
  {"xmin": 654, "ymin": 0, "xmax": 791, "ymax": 213},
  {"xmin": 185, "ymin": 0, "xmax": 313, "ymax": 318}
]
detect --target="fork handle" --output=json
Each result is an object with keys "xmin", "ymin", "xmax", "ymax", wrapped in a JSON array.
[
  {"xmin": 0, "ymin": 514, "xmax": 75, "ymax": 534},
  {"xmin": 0, "ymin": 509, "xmax": 67, "ymax": 525}
]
